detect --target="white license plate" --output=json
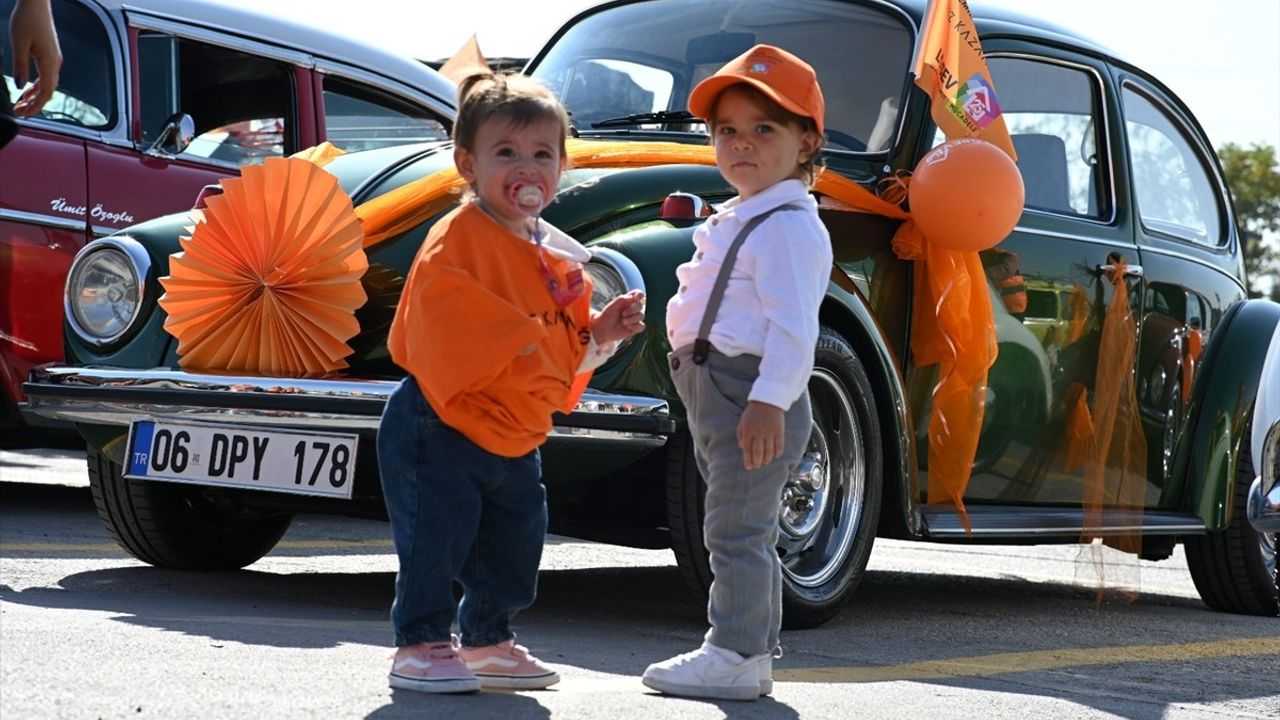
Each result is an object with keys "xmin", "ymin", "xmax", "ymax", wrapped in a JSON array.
[{"xmin": 125, "ymin": 419, "xmax": 358, "ymax": 499}]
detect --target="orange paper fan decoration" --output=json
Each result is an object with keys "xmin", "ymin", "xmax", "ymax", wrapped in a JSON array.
[{"xmin": 159, "ymin": 156, "xmax": 369, "ymax": 377}]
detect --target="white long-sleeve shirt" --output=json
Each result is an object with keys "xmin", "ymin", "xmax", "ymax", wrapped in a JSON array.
[{"xmin": 665, "ymin": 179, "xmax": 832, "ymax": 410}]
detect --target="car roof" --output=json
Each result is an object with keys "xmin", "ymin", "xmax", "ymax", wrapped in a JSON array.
[
  {"xmin": 887, "ymin": 0, "xmax": 1121, "ymax": 62},
  {"xmin": 88, "ymin": 0, "xmax": 456, "ymax": 108}
]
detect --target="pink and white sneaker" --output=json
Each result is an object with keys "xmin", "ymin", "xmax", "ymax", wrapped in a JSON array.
[
  {"xmin": 389, "ymin": 641, "xmax": 481, "ymax": 694},
  {"xmin": 458, "ymin": 640, "xmax": 561, "ymax": 690}
]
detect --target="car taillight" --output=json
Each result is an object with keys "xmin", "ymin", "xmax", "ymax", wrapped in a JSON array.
[
  {"xmin": 193, "ymin": 184, "xmax": 224, "ymax": 209},
  {"xmin": 660, "ymin": 192, "xmax": 712, "ymax": 224}
]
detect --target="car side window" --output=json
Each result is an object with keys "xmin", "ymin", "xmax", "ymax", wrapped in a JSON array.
[
  {"xmin": 1121, "ymin": 86, "xmax": 1223, "ymax": 246},
  {"xmin": 1, "ymin": 0, "xmax": 116, "ymax": 129},
  {"xmin": 137, "ymin": 31, "xmax": 294, "ymax": 165},
  {"xmin": 321, "ymin": 77, "xmax": 449, "ymax": 152},
  {"xmin": 986, "ymin": 57, "xmax": 1106, "ymax": 219}
]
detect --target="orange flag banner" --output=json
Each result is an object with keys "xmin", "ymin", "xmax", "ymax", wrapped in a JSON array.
[
  {"xmin": 438, "ymin": 35, "xmax": 491, "ymax": 85},
  {"xmin": 914, "ymin": 0, "xmax": 1017, "ymax": 161}
]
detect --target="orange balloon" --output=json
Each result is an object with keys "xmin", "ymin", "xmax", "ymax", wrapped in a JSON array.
[{"xmin": 908, "ymin": 138, "xmax": 1024, "ymax": 252}]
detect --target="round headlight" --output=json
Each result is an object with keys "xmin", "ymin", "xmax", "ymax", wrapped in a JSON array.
[
  {"xmin": 585, "ymin": 247, "xmax": 645, "ymax": 313},
  {"xmin": 583, "ymin": 247, "xmax": 647, "ymax": 359},
  {"xmin": 65, "ymin": 238, "xmax": 150, "ymax": 346},
  {"xmin": 585, "ymin": 259, "xmax": 628, "ymax": 313}
]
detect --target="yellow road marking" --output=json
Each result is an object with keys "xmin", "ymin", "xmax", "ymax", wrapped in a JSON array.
[
  {"xmin": 2, "ymin": 542, "xmax": 122, "ymax": 552},
  {"xmin": 774, "ymin": 636, "xmax": 1280, "ymax": 683},
  {"xmin": 275, "ymin": 539, "xmax": 393, "ymax": 549},
  {"xmin": 1, "ymin": 538, "xmax": 393, "ymax": 553}
]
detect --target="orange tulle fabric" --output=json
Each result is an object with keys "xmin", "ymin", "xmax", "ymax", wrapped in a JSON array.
[
  {"xmin": 291, "ymin": 141, "xmax": 346, "ymax": 167},
  {"xmin": 1063, "ymin": 383, "xmax": 1094, "ymax": 473},
  {"xmin": 1077, "ymin": 264, "xmax": 1147, "ymax": 551},
  {"xmin": 1182, "ymin": 328, "xmax": 1204, "ymax": 406},
  {"xmin": 891, "ymin": 220, "xmax": 996, "ymax": 530}
]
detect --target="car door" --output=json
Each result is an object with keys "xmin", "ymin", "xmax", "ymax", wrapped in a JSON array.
[
  {"xmin": 920, "ymin": 45, "xmax": 1143, "ymax": 524},
  {"xmin": 83, "ymin": 17, "xmax": 308, "ymax": 241},
  {"xmin": 1115, "ymin": 74, "xmax": 1248, "ymax": 508},
  {"xmin": 0, "ymin": 0, "xmax": 119, "ymax": 418}
]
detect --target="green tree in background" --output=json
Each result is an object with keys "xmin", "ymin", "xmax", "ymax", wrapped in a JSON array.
[{"xmin": 1218, "ymin": 142, "xmax": 1280, "ymax": 297}]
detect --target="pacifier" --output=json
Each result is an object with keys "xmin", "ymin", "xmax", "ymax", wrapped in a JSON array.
[{"xmin": 508, "ymin": 182, "xmax": 546, "ymax": 212}]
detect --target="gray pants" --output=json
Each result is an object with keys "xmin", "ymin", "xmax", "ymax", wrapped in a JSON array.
[{"xmin": 669, "ymin": 345, "xmax": 812, "ymax": 656}]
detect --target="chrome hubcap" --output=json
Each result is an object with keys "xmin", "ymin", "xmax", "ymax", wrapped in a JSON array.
[{"xmin": 778, "ymin": 368, "xmax": 864, "ymax": 589}]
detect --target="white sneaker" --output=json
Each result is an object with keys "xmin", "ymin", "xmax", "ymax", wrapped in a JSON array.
[
  {"xmin": 759, "ymin": 646, "xmax": 782, "ymax": 696},
  {"xmin": 642, "ymin": 642, "xmax": 765, "ymax": 701}
]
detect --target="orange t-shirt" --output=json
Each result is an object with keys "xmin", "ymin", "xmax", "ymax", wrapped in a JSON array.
[{"xmin": 387, "ymin": 201, "xmax": 594, "ymax": 457}]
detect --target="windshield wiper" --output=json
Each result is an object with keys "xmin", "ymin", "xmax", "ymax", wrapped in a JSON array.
[{"xmin": 590, "ymin": 110, "xmax": 698, "ymax": 129}]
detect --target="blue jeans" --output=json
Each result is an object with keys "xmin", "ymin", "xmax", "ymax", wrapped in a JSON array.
[{"xmin": 377, "ymin": 377, "xmax": 547, "ymax": 648}]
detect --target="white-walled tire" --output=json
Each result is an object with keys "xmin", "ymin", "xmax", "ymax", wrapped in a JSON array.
[{"xmin": 666, "ymin": 326, "xmax": 883, "ymax": 628}]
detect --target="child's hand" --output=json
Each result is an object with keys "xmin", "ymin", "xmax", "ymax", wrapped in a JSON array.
[
  {"xmin": 591, "ymin": 290, "xmax": 646, "ymax": 345},
  {"xmin": 738, "ymin": 401, "xmax": 785, "ymax": 470}
]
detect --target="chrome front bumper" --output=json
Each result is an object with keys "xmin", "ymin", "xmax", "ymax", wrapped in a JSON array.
[
  {"xmin": 24, "ymin": 366, "xmax": 675, "ymax": 447},
  {"xmin": 1247, "ymin": 417, "xmax": 1280, "ymax": 534}
]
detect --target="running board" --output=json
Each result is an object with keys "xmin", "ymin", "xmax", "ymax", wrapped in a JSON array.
[{"xmin": 922, "ymin": 505, "xmax": 1205, "ymax": 539}]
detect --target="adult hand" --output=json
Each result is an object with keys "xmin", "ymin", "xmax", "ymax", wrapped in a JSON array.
[
  {"xmin": 738, "ymin": 400, "xmax": 784, "ymax": 470},
  {"xmin": 10, "ymin": 0, "xmax": 62, "ymax": 118},
  {"xmin": 590, "ymin": 290, "xmax": 645, "ymax": 345}
]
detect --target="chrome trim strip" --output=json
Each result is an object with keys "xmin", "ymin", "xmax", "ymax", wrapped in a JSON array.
[
  {"xmin": 62, "ymin": 238, "xmax": 153, "ymax": 347},
  {"xmin": 126, "ymin": 15, "xmax": 314, "ymax": 67},
  {"xmin": 923, "ymin": 507, "xmax": 1205, "ymax": 537},
  {"xmin": 588, "ymin": 247, "xmax": 646, "ymax": 297},
  {"xmin": 1011, "ymin": 224, "xmax": 1133, "ymax": 249},
  {"xmin": 1131, "ymin": 243, "xmax": 1249, "ymax": 295},
  {"xmin": 313, "ymin": 61, "xmax": 454, "ymax": 118},
  {"xmin": 1249, "ymin": 419, "xmax": 1280, "ymax": 533},
  {"xmin": 585, "ymin": 247, "xmax": 646, "ymax": 358},
  {"xmin": 0, "ymin": 208, "xmax": 88, "ymax": 233},
  {"xmin": 25, "ymin": 366, "xmax": 673, "ymax": 443},
  {"xmin": 11, "ymin": 120, "xmax": 117, "ymax": 144},
  {"xmin": 1247, "ymin": 477, "xmax": 1280, "ymax": 534}
]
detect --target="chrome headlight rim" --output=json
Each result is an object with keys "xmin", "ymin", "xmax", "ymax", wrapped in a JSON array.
[
  {"xmin": 63, "ymin": 236, "xmax": 152, "ymax": 348},
  {"xmin": 587, "ymin": 247, "xmax": 645, "ymax": 299},
  {"xmin": 586, "ymin": 247, "xmax": 646, "ymax": 357}
]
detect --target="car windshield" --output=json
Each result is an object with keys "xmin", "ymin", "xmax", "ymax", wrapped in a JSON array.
[{"xmin": 530, "ymin": 0, "xmax": 914, "ymax": 153}]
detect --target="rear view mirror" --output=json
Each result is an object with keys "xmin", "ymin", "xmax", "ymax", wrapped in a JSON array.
[{"xmin": 146, "ymin": 112, "xmax": 195, "ymax": 157}]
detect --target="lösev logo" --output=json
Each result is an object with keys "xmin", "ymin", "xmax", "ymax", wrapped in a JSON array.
[
  {"xmin": 50, "ymin": 197, "xmax": 136, "ymax": 226},
  {"xmin": 943, "ymin": 74, "xmax": 1003, "ymax": 133}
]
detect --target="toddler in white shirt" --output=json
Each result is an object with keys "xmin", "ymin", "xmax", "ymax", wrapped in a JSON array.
[{"xmin": 644, "ymin": 44, "xmax": 832, "ymax": 702}]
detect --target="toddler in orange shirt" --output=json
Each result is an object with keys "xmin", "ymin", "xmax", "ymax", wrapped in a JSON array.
[{"xmin": 378, "ymin": 71, "xmax": 645, "ymax": 694}]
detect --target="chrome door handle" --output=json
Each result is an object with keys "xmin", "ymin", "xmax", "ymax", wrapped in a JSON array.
[{"xmin": 1095, "ymin": 263, "xmax": 1144, "ymax": 278}]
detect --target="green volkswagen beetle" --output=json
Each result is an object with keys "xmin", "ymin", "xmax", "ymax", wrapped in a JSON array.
[{"xmin": 24, "ymin": 0, "xmax": 1279, "ymax": 626}]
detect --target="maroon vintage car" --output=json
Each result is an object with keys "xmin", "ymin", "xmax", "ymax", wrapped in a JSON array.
[{"xmin": 0, "ymin": 0, "xmax": 456, "ymax": 428}]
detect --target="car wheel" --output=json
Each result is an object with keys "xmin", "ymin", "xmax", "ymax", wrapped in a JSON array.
[
  {"xmin": 666, "ymin": 326, "xmax": 883, "ymax": 629},
  {"xmin": 87, "ymin": 446, "xmax": 292, "ymax": 570},
  {"xmin": 1184, "ymin": 424, "xmax": 1279, "ymax": 615}
]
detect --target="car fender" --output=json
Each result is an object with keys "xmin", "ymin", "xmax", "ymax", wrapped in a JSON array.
[
  {"xmin": 822, "ymin": 270, "xmax": 921, "ymax": 537},
  {"xmin": 1175, "ymin": 298, "xmax": 1280, "ymax": 530}
]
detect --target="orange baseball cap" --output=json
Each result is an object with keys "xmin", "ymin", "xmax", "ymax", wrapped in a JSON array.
[{"xmin": 688, "ymin": 44, "xmax": 825, "ymax": 135}]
